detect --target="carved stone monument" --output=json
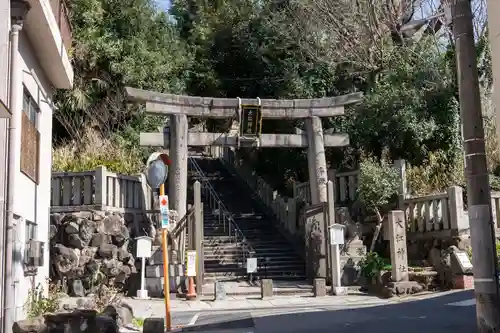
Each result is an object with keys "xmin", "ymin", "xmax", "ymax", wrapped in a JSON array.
[
  {"xmin": 304, "ymin": 204, "xmax": 328, "ymax": 280},
  {"xmin": 388, "ymin": 210, "xmax": 409, "ymax": 282},
  {"xmin": 336, "ymin": 207, "xmax": 366, "ymax": 285},
  {"xmin": 385, "ymin": 210, "xmax": 423, "ymax": 296}
]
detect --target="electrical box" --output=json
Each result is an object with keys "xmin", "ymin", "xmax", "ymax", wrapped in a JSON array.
[
  {"xmin": 25, "ymin": 240, "xmax": 44, "ymax": 267},
  {"xmin": 240, "ymin": 105, "xmax": 262, "ymax": 137}
]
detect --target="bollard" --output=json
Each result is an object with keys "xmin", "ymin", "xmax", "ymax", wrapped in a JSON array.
[
  {"xmin": 313, "ymin": 278, "xmax": 326, "ymax": 297},
  {"xmin": 143, "ymin": 318, "xmax": 164, "ymax": 333},
  {"xmin": 261, "ymin": 279, "xmax": 273, "ymax": 299}
]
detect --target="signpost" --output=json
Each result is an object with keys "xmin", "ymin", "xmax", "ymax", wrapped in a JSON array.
[
  {"xmin": 159, "ymin": 195, "xmax": 169, "ymax": 229},
  {"xmin": 246, "ymin": 257, "xmax": 258, "ymax": 283},
  {"xmin": 186, "ymin": 250, "xmax": 197, "ymax": 277},
  {"xmin": 329, "ymin": 223, "xmax": 347, "ymax": 296},
  {"xmin": 135, "ymin": 236, "xmax": 153, "ymax": 299},
  {"xmin": 144, "ymin": 152, "xmax": 172, "ymax": 331},
  {"xmin": 185, "ymin": 250, "xmax": 197, "ymax": 300}
]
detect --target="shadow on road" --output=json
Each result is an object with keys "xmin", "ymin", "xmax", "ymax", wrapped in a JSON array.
[{"xmin": 181, "ymin": 290, "xmax": 477, "ymax": 333}]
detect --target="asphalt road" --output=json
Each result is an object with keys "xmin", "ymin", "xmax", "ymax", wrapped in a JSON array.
[{"xmin": 171, "ymin": 290, "xmax": 478, "ymax": 333}]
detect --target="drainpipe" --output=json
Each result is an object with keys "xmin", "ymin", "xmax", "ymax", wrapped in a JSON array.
[{"xmin": 4, "ymin": 1, "xmax": 30, "ymax": 332}]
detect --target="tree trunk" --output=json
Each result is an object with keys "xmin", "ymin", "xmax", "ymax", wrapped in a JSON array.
[{"xmin": 369, "ymin": 209, "xmax": 383, "ymax": 252}]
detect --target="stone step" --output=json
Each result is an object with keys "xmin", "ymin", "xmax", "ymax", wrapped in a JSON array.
[
  {"xmin": 203, "ymin": 244, "xmax": 296, "ymax": 251},
  {"xmin": 203, "ymin": 249, "xmax": 297, "ymax": 256},
  {"xmin": 193, "ymin": 157, "xmax": 306, "ymax": 282},
  {"xmin": 203, "ymin": 253, "xmax": 301, "ymax": 260},
  {"xmin": 204, "ymin": 268, "xmax": 305, "ymax": 276},
  {"xmin": 203, "ymin": 238, "xmax": 290, "ymax": 245},
  {"xmin": 203, "ymin": 226, "xmax": 277, "ymax": 233},
  {"xmin": 204, "ymin": 262, "xmax": 304, "ymax": 270},
  {"xmin": 203, "ymin": 274, "xmax": 307, "ymax": 282},
  {"xmin": 204, "ymin": 257, "xmax": 304, "ymax": 269}
]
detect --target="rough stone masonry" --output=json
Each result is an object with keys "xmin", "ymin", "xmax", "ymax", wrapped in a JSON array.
[{"xmin": 50, "ymin": 210, "xmax": 158, "ymax": 296}]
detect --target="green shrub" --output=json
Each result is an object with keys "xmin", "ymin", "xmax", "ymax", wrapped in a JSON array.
[
  {"xmin": 406, "ymin": 150, "xmax": 464, "ymax": 196},
  {"xmin": 25, "ymin": 283, "xmax": 63, "ymax": 318},
  {"xmin": 357, "ymin": 157, "xmax": 400, "ymax": 251},
  {"xmin": 52, "ymin": 129, "xmax": 144, "ymax": 174},
  {"xmin": 358, "ymin": 252, "xmax": 386, "ymax": 279},
  {"xmin": 133, "ymin": 317, "xmax": 145, "ymax": 327},
  {"xmin": 468, "ymin": 241, "xmax": 500, "ymax": 268}
]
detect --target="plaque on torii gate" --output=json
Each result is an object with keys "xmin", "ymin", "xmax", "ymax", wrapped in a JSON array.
[{"xmin": 125, "ymin": 87, "xmax": 363, "ymax": 280}]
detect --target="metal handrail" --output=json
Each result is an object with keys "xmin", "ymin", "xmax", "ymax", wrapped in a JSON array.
[{"xmin": 188, "ymin": 157, "xmax": 255, "ymax": 264}]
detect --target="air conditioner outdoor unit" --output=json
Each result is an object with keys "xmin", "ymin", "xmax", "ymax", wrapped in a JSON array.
[{"xmin": 25, "ymin": 240, "xmax": 44, "ymax": 267}]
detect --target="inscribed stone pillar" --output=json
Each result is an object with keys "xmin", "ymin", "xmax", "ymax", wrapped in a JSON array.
[
  {"xmin": 306, "ymin": 116, "xmax": 328, "ymax": 204},
  {"xmin": 304, "ymin": 204, "xmax": 328, "ymax": 280},
  {"xmin": 388, "ymin": 210, "xmax": 409, "ymax": 282},
  {"xmin": 168, "ymin": 115, "xmax": 188, "ymax": 221}
]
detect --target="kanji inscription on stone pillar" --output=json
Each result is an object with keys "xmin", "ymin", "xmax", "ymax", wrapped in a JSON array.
[{"xmin": 388, "ymin": 210, "xmax": 409, "ymax": 282}]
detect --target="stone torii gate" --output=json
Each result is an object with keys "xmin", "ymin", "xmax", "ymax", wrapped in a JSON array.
[{"xmin": 125, "ymin": 86, "xmax": 362, "ymax": 225}]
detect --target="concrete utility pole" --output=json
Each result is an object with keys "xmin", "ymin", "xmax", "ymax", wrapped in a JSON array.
[{"xmin": 452, "ymin": 0, "xmax": 500, "ymax": 331}]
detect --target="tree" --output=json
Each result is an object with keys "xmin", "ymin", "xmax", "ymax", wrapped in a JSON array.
[
  {"xmin": 55, "ymin": 0, "xmax": 191, "ymax": 143},
  {"xmin": 357, "ymin": 158, "xmax": 400, "ymax": 252},
  {"xmin": 326, "ymin": 38, "xmax": 460, "ymax": 168},
  {"xmin": 170, "ymin": 0, "xmax": 340, "ymax": 190}
]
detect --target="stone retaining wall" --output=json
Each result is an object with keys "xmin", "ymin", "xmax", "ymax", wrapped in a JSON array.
[{"xmin": 49, "ymin": 210, "xmax": 157, "ymax": 296}]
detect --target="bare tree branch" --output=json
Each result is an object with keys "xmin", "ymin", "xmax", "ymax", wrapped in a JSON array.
[{"xmin": 288, "ymin": 0, "xmax": 419, "ymax": 71}]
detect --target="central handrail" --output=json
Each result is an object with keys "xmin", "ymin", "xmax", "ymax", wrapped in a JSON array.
[{"xmin": 188, "ymin": 157, "xmax": 255, "ymax": 265}]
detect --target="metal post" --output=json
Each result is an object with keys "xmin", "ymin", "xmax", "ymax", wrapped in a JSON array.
[
  {"xmin": 140, "ymin": 257, "xmax": 146, "ymax": 292},
  {"xmin": 160, "ymin": 184, "xmax": 172, "ymax": 331},
  {"xmin": 452, "ymin": 1, "xmax": 500, "ymax": 331},
  {"xmin": 333, "ymin": 244, "xmax": 341, "ymax": 287},
  {"xmin": 194, "ymin": 181, "xmax": 204, "ymax": 296}
]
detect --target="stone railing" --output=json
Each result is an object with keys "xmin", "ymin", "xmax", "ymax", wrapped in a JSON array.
[
  {"xmin": 292, "ymin": 160, "xmax": 406, "ymax": 206},
  {"xmin": 403, "ymin": 186, "xmax": 500, "ymax": 239},
  {"xmin": 210, "ymin": 147, "xmax": 298, "ymax": 236},
  {"xmin": 51, "ymin": 166, "xmax": 153, "ymax": 213}
]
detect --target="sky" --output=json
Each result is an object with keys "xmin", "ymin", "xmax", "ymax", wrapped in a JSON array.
[{"xmin": 156, "ymin": 0, "xmax": 171, "ymax": 11}]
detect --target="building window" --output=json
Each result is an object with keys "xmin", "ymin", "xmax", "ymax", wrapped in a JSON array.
[{"xmin": 21, "ymin": 86, "xmax": 40, "ymax": 183}]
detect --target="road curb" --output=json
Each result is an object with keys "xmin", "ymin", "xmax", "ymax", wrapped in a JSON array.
[
  {"xmin": 168, "ymin": 291, "xmax": 463, "ymax": 313},
  {"xmin": 170, "ymin": 300, "xmax": 395, "ymax": 313}
]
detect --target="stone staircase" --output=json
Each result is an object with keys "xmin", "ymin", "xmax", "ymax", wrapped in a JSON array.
[{"xmin": 190, "ymin": 157, "xmax": 306, "ymax": 281}]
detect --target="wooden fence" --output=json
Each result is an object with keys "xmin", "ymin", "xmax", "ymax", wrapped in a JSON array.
[{"xmin": 51, "ymin": 166, "xmax": 153, "ymax": 213}]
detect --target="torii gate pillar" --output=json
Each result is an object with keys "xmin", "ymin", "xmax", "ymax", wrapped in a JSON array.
[
  {"xmin": 306, "ymin": 116, "xmax": 328, "ymax": 205},
  {"xmin": 168, "ymin": 114, "xmax": 189, "ymax": 221}
]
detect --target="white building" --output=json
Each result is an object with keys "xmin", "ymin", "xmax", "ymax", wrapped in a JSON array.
[
  {"xmin": 0, "ymin": 0, "xmax": 73, "ymax": 330},
  {"xmin": 489, "ymin": 0, "xmax": 500, "ymax": 140}
]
